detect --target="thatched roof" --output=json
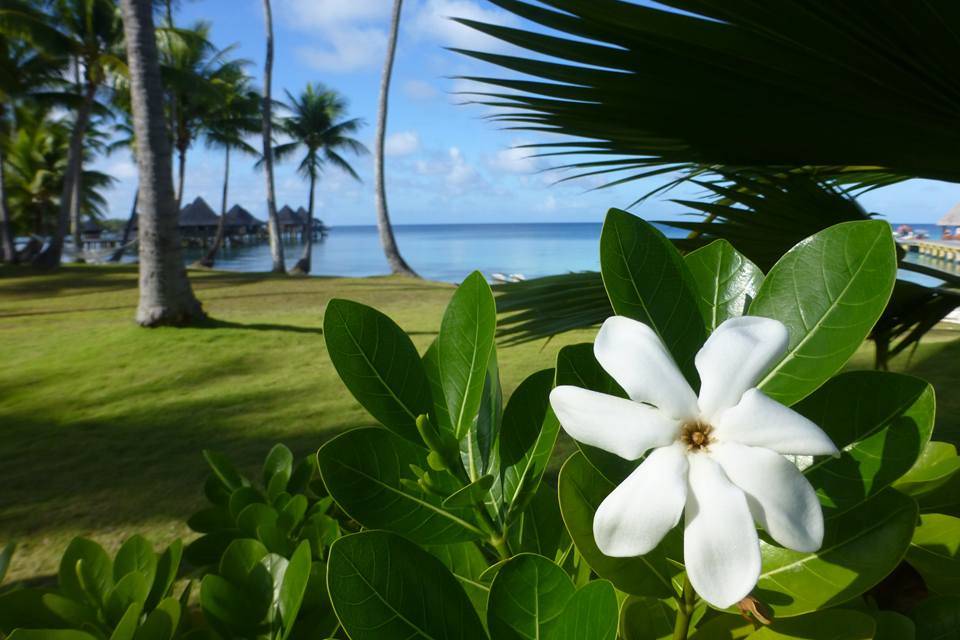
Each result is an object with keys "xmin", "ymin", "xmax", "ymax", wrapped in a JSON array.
[
  {"xmin": 277, "ymin": 205, "xmax": 302, "ymax": 225},
  {"xmin": 224, "ymin": 204, "xmax": 262, "ymax": 227},
  {"xmin": 81, "ymin": 219, "xmax": 102, "ymax": 233},
  {"xmin": 179, "ymin": 197, "xmax": 219, "ymax": 227},
  {"xmin": 938, "ymin": 203, "xmax": 960, "ymax": 227}
]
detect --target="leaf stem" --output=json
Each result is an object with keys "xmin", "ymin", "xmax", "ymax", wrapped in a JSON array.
[{"xmin": 673, "ymin": 575, "xmax": 696, "ymax": 640}]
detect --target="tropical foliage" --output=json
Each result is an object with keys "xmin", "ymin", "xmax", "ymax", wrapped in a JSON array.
[
  {"xmin": 2, "ymin": 214, "xmax": 958, "ymax": 639},
  {"xmin": 453, "ymin": 0, "xmax": 960, "ymax": 368}
]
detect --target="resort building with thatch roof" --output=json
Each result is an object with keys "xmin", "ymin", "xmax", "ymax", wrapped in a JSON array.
[
  {"xmin": 277, "ymin": 205, "xmax": 304, "ymax": 237},
  {"xmin": 179, "ymin": 197, "xmax": 220, "ymax": 238},
  {"xmin": 223, "ymin": 204, "xmax": 264, "ymax": 236},
  {"xmin": 938, "ymin": 202, "xmax": 960, "ymax": 239}
]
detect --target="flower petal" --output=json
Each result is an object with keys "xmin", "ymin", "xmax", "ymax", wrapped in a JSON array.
[
  {"xmin": 594, "ymin": 316, "xmax": 698, "ymax": 420},
  {"xmin": 711, "ymin": 442, "xmax": 825, "ymax": 552},
  {"xmin": 714, "ymin": 388, "xmax": 839, "ymax": 456},
  {"xmin": 695, "ymin": 316, "xmax": 789, "ymax": 419},
  {"xmin": 684, "ymin": 454, "xmax": 761, "ymax": 609},
  {"xmin": 594, "ymin": 444, "xmax": 688, "ymax": 556},
  {"xmin": 550, "ymin": 386, "xmax": 680, "ymax": 460}
]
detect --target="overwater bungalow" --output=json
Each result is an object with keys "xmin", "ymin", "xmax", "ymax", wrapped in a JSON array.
[
  {"xmin": 276, "ymin": 205, "xmax": 302, "ymax": 237},
  {"xmin": 80, "ymin": 219, "xmax": 104, "ymax": 241},
  {"xmin": 223, "ymin": 204, "xmax": 264, "ymax": 238},
  {"xmin": 179, "ymin": 197, "xmax": 220, "ymax": 242}
]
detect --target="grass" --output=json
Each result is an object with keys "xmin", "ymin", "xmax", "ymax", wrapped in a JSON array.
[{"xmin": 1, "ymin": 264, "xmax": 959, "ymax": 583}]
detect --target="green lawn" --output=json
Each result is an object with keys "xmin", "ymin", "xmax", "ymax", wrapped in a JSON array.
[{"xmin": 1, "ymin": 264, "xmax": 958, "ymax": 583}]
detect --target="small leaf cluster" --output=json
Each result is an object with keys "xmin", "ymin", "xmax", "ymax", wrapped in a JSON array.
[
  {"xmin": 185, "ymin": 445, "xmax": 340, "ymax": 567},
  {"xmin": 0, "ymin": 537, "xmax": 184, "ymax": 640}
]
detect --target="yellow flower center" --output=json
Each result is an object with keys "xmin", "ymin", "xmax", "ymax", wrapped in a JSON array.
[{"xmin": 681, "ymin": 421, "xmax": 713, "ymax": 452}]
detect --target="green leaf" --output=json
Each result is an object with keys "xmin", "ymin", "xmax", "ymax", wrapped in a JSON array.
[
  {"xmin": 910, "ymin": 596, "xmax": 960, "ymax": 640},
  {"xmin": 428, "ymin": 542, "xmax": 491, "ymax": 622},
  {"xmin": 755, "ymin": 488, "xmax": 918, "ymax": 617},
  {"xmin": 895, "ymin": 442, "xmax": 960, "ymax": 498},
  {"xmin": 487, "ymin": 553, "xmax": 574, "ymax": 639},
  {"xmin": 59, "ymin": 538, "xmax": 113, "ymax": 609},
  {"xmin": 906, "ymin": 514, "xmax": 960, "ymax": 596},
  {"xmin": 750, "ymin": 220, "xmax": 897, "ymax": 406},
  {"xmin": 473, "ymin": 346, "xmax": 503, "ymax": 477},
  {"xmin": 134, "ymin": 597, "xmax": 181, "ymax": 640},
  {"xmin": 327, "ymin": 531, "xmax": 485, "ymax": 640},
  {"xmin": 202, "ymin": 450, "xmax": 248, "ymax": 492},
  {"xmin": 0, "ymin": 541, "xmax": 15, "ymax": 585},
  {"xmin": 0, "ymin": 589, "xmax": 69, "ymax": 632},
  {"xmin": 917, "ymin": 470, "xmax": 960, "ymax": 517},
  {"xmin": 557, "ymin": 452, "xmax": 682, "ymax": 599},
  {"xmin": 684, "ymin": 239, "xmax": 763, "ymax": 331},
  {"xmin": 554, "ymin": 343, "xmax": 636, "ymax": 484},
  {"xmin": 507, "ymin": 483, "xmax": 568, "ymax": 561},
  {"xmin": 442, "ymin": 474, "xmax": 494, "ymax": 508},
  {"xmin": 437, "ymin": 271, "xmax": 497, "ymax": 440},
  {"xmin": 108, "ymin": 602, "xmax": 142, "ymax": 640},
  {"xmin": 744, "ymin": 609, "xmax": 875, "ymax": 639},
  {"xmin": 553, "ymin": 580, "xmax": 618, "ymax": 640},
  {"xmin": 599, "ymin": 208, "xmax": 706, "ymax": 382},
  {"xmin": 794, "ymin": 371, "xmax": 935, "ymax": 515},
  {"xmin": 263, "ymin": 443, "xmax": 293, "ymax": 489},
  {"xmin": 498, "ymin": 368, "xmax": 559, "ymax": 519},
  {"xmin": 114, "ymin": 536, "xmax": 157, "ymax": 588},
  {"xmin": 873, "ymin": 610, "xmax": 915, "ymax": 640},
  {"xmin": 317, "ymin": 427, "xmax": 485, "ymax": 544},
  {"xmin": 7, "ymin": 632, "xmax": 99, "ymax": 640},
  {"xmin": 218, "ymin": 539, "xmax": 268, "ymax": 589},
  {"xmin": 278, "ymin": 542, "xmax": 311, "ymax": 638},
  {"xmin": 323, "ymin": 298, "xmax": 433, "ymax": 443},
  {"xmin": 200, "ymin": 574, "xmax": 265, "ymax": 635},
  {"xmin": 619, "ymin": 596, "xmax": 676, "ymax": 640},
  {"xmin": 105, "ymin": 572, "xmax": 149, "ymax": 627}
]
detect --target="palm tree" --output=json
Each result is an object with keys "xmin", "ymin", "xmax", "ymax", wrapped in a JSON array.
[
  {"xmin": 260, "ymin": 0, "xmax": 284, "ymax": 273},
  {"xmin": 0, "ymin": 1, "xmax": 68, "ymax": 263},
  {"xmin": 3, "ymin": 105, "xmax": 115, "ymax": 238},
  {"xmin": 157, "ymin": 21, "xmax": 245, "ymax": 210},
  {"xmin": 273, "ymin": 84, "xmax": 367, "ymax": 275},
  {"xmin": 34, "ymin": 0, "xmax": 124, "ymax": 267},
  {"xmin": 195, "ymin": 69, "xmax": 260, "ymax": 268},
  {"xmin": 118, "ymin": 0, "xmax": 203, "ymax": 326},
  {"xmin": 374, "ymin": 0, "xmax": 417, "ymax": 276}
]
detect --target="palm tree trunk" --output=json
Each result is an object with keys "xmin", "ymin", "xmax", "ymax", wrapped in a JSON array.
[
  {"xmin": 261, "ymin": 0, "xmax": 284, "ymax": 273},
  {"xmin": 119, "ymin": 0, "xmax": 204, "ymax": 326},
  {"xmin": 197, "ymin": 145, "xmax": 230, "ymax": 267},
  {"xmin": 374, "ymin": 0, "xmax": 417, "ymax": 277},
  {"xmin": 175, "ymin": 144, "xmax": 186, "ymax": 211},
  {"xmin": 0, "ymin": 148, "xmax": 16, "ymax": 264},
  {"xmin": 109, "ymin": 188, "xmax": 138, "ymax": 262},
  {"xmin": 33, "ymin": 82, "xmax": 96, "ymax": 268},
  {"xmin": 69, "ymin": 148, "xmax": 83, "ymax": 261},
  {"xmin": 291, "ymin": 170, "xmax": 315, "ymax": 274}
]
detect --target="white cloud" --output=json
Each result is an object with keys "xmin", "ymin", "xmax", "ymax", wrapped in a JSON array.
[
  {"xmin": 296, "ymin": 28, "xmax": 386, "ymax": 72},
  {"xmin": 278, "ymin": 0, "xmax": 388, "ymax": 72},
  {"xmin": 385, "ymin": 130, "xmax": 420, "ymax": 156},
  {"xmin": 489, "ymin": 141, "xmax": 543, "ymax": 174},
  {"xmin": 277, "ymin": 0, "xmax": 389, "ymax": 29},
  {"xmin": 414, "ymin": 146, "xmax": 481, "ymax": 193},
  {"xmin": 402, "ymin": 79, "xmax": 439, "ymax": 101},
  {"xmin": 446, "ymin": 146, "xmax": 475, "ymax": 187},
  {"xmin": 409, "ymin": 0, "xmax": 518, "ymax": 50}
]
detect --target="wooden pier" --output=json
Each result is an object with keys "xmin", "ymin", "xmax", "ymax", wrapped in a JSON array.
[{"xmin": 897, "ymin": 238, "xmax": 960, "ymax": 263}]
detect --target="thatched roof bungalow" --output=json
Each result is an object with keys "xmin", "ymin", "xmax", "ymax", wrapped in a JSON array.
[
  {"xmin": 938, "ymin": 203, "xmax": 960, "ymax": 228},
  {"xmin": 224, "ymin": 204, "xmax": 263, "ymax": 233},
  {"xmin": 179, "ymin": 197, "xmax": 219, "ymax": 236}
]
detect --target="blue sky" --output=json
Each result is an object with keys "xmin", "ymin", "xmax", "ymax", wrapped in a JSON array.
[{"xmin": 92, "ymin": 0, "xmax": 960, "ymax": 226}]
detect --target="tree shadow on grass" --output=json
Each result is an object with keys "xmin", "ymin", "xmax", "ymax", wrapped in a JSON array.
[{"xmin": 195, "ymin": 317, "xmax": 324, "ymax": 335}]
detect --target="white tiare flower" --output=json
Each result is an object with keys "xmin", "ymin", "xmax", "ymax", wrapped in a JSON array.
[{"xmin": 550, "ymin": 315, "xmax": 839, "ymax": 608}]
